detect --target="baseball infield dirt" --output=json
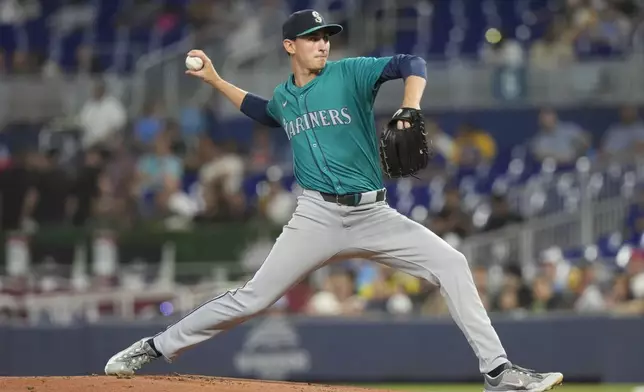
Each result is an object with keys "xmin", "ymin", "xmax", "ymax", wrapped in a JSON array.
[{"xmin": 0, "ymin": 375, "xmax": 392, "ymax": 392}]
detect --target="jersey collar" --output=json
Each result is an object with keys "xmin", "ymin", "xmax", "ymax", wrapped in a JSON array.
[{"xmin": 287, "ymin": 64, "xmax": 328, "ymax": 93}]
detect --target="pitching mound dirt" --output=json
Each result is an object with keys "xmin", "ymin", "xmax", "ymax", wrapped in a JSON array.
[{"xmin": 0, "ymin": 375, "xmax": 392, "ymax": 392}]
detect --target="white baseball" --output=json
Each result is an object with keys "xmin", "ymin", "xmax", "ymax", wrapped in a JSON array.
[{"xmin": 185, "ymin": 56, "xmax": 204, "ymax": 71}]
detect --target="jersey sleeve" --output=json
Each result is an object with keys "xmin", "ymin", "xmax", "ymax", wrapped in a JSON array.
[
  {"xmin": 266, "ymin": 96, "xmax": 280, "ymax": 123},
  {"xmin": 241, "ymin": 93, "xmax": 281, "ymax": 128},
  {"xmin": 341, "ymin": 56, "xmax": 393, "ymax": 102}
]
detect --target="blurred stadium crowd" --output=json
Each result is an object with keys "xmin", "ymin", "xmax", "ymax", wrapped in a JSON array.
[
  {"xmin": 1, "ymin": 0, "xmax": 644, "ymax": 324},
  {"xmin": 1, "ymin": 0, "xmax": 644, "ymax": 71}
]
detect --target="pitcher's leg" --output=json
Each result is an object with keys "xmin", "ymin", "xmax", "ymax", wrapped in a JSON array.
[
  {"xmin": 354, "ymin": 205, "xmax": 507, "ymax": 374},
  {"xmin": 105, "ymin": 194, "xmax": 347, "ymax": 375},
  {"xmin": 155, "ymin": 222, "xmax": 344, "ymax": 361}
]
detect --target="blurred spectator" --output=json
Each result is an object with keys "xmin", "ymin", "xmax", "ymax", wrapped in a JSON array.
[
  {"xmin": 78, "ymin": 80, "xmax": 127, "ymax": 150},
  {"xmin": 483, "ymin": 193, "xmax": 524, "ymax": 232},
  {"xmin": 225, "ymin": 0, "xmax": 289, "ymax": 59},
  {"xmin": 167, "ymin": 119, "xmax": 187, "ymax": 153},
  {"xmin": 69, "ymin": 148, "xmax": 106, "ymax": 226},
  {"xmin": 103, "ymin": 143, "xmax": 138, "ymax": 225},
  {"xmin": 193, "ymin": 177, "xmax": 249, "ymax": 223},
  {"xmin": 428, "ymin": 185, "xmax": 472, "ymax": 239},
  {"xmin": 529, "ymin": 19, "xmax": 577, "ymax": 69},
  {"xmin": 573, "ymin": 4, "xmax": 632, "ymax": 58},
  {"xmin": 423, "ymin": 118, "xmax": 453, "ymax": 167},
  {"xmin": 539, "ymin": 247, "xmax": 573, "ymax": 294},
  {"xmin": 134, "ymin": 101, "xmax": 166, "ymax": 146},
  {"xmin": 179, "ymin": 106, "xmax": 206, "ymax": 145},
  {"xmin": 570, "ymin": 261, "xmax": 606, "ymax": 313},
  {"xmin": 359, "ymin": 265, "xmax": 419, "ymax": 315},
  {"xmin": 600, "ymin": 105, "xmax": 644, "ymax": 159},
  {"xmin": 633, "ymin": 16, "xmax": 644, "ymax": 54},
  {"xmin": 497, "ymin": 265, "xmax": 533, "ymax": 309},
  {"xmin": 0, "ymin": 0, "xmax": 39, "ymax": 24},
  {"xmin": 450, "ymin": 123, "xmax": 497, "ymax": 168},
  {"xmin": 530, "ymin": 274, "xmax": 567, "ymax": 313},
  {"xmin": 0, "ymin": 150, "xmax": 37, "ymax": 231},
  {"xmin": 625, "ymin": 187, "xmax": 644, "ymax": 242},
  {"xmin": 496, "ymin": 286, "xmax": 522, "ymax": 314},
  {"xmin": 283, "ymin": 279, "xmax": 314, "ymax": 314},
  {"xmin": 23, "ymin": 149, "xmax": 72, "ymax": 227},
  {"xmin": 627, "ymin": 250, "xmax": 644, "ymax": 298},
  {"xmin": 198, "ymin": 136, "xmax": 245, "ymax": 197},
  {"xmin": 73, "ymin": 45, "xmax": 104, "ymax": 74},
  {"xmin": 11, "ymin": 50, "xmax": 35, "ymax": 74},
  {"xmin": 0, "ymin": 49, "xmax": 7, "ymax": 74},
  {"xmin": 155, "ymin": 1, "xmax": 183, "ymax": 33},
  {"xmin": 530, "ymin": 108, "xmax": 591, "ymax": 165},
  {"xmin": 134, "ymin": 131, "xmax": 183, "ymax": 217},
  {"xmin": 307, "ymin": 268, "xmax": 363, "ymax": 316},
  {"xmin": 257, "ymin": 179, "xmax": 296, "ymax": 225},
  {"xmin": 606, "ymin": 273, "xmax": 635, "ymax": 309},
  {"xmin": 163, "ymin": 136, "xmax": 248, "ymax": 223},
  {"xmin": 187, "ymin": 0, "xmax": 229, "ymax": 33}
]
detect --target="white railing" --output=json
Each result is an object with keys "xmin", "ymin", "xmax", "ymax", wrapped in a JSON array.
[
  {"xmin": 460, "ymin": 196, "xmax": 630, "ymax": 267},
  {"xmin": 1, "ymin": 280, "xmax": 244, "ymax": 326},
  {"xmin": 506, "ymin": 155, "xmax": 644, "ymax": 218},
  {"xmin": 128, "ymin": 32, "xmax": 200, "ymax": 117}
]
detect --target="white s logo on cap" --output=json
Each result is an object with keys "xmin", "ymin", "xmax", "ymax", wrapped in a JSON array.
[{"xmin": 312, "ymin": 11, "xmax": 322, "ymax": 23}]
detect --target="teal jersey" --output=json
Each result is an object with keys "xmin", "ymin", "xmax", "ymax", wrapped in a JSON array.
[{"xmin": 266, "ymin": 56, "xmax": 393, "ymax": 195}]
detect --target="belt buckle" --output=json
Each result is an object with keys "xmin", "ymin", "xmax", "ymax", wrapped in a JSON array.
[{"xmin": 335, "ymin": 194, "xmax": 341, "ymax": 206}]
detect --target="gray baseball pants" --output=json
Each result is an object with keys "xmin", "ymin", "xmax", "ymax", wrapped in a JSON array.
[{"xmin": 153, "ymin": 189, "xmax": 508, "ymax": 374}]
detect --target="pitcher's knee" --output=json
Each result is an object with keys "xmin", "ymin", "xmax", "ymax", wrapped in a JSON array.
[
  {"xmin": 447, "ymin": 250, "xmax": 469, "ymax": 272},
  {"xmin": 230, "ymin": 288, "xmax": 276, "ymax": 317},
  {"xmin": 244, "ymin": 297, "xmax": 274, "ymax": 316}
]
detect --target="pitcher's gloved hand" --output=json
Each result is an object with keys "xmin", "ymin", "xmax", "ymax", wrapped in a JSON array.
[{"xmin": 379, "ymin": 108, "xmax": 433, "ymax": 178}]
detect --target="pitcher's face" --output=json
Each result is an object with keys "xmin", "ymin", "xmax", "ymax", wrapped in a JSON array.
[{"xmin": 285, "ymin": 30, "xmax": 330, "ymax": 72}]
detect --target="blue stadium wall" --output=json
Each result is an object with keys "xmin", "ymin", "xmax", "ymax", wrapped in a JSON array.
[
  {"xmin": 0, "ymin": 106, "xmax": 622, "ymax": 155},
  {"xmin": 1, "ymin": 315, "xmax": 643, "ymax": 383}
]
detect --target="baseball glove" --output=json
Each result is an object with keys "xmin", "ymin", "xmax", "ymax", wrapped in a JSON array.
[{"xmin": 379, "ymin": 108, "xmax": 432, "ymax": 178}]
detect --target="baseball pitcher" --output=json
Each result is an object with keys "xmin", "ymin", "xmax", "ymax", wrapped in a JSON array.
[{"xmin": 105, "ymin": 10, "xmax": 563, "ymax": 392}]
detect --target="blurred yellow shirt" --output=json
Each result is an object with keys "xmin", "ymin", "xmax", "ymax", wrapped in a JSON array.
[
  {"xmin": 359, "ymin": 272, "xmax": 421, "ymax": 299},
  {"xmin": 451, "ymin": 131, "xmax": 497, "ymax": 164}
]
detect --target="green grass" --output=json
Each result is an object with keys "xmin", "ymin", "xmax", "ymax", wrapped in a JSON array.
[{"xmin": 357, "ymin": 383, "xmax": 643, "ymax": 392}]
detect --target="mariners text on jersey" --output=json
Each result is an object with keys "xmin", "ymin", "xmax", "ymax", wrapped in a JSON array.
[{"xmin": 282, "ymin": 107, "xmax": 352, "ymax": 140}]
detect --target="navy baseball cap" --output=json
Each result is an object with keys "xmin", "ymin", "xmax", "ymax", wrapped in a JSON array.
[{"xmin": 282, "ymin": 9, "xmax": 343, "ymax": 40}]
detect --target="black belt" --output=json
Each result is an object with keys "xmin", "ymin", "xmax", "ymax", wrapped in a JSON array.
[{"xmin": 319, "ymin": 189, "xmax": 386, "ymax": 206}]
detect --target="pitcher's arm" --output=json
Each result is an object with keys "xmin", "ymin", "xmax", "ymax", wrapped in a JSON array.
[{"xmin": 185, "ymin": 49, "xmax": 280, "ymax": 127}]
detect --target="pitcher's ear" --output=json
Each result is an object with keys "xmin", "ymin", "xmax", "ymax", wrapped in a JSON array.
[{"xmin": 283, "ymin": 39, "xmax": 296, "ymax": 56}]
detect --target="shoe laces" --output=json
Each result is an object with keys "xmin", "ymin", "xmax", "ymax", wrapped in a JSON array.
[
  {"xmin": 509, "ymin": 365, "xmax": 543, "ymax": 380},
  {"xmin": 119, "ymin": 344, "xmax": 152, "ymax": 370}
]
